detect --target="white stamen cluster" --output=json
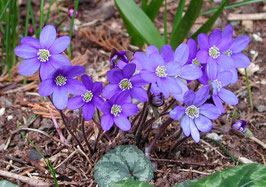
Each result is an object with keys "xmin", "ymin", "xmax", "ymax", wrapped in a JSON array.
[
  {"xmin": 225, "ymin": 49, "xmax": 232, "ymax": 56},
  {"xmin": 37, "ymin": 49, "xmax": 51, "ymax": 62},
  {"xmin": 55, "ymin": 75, "xmax": 67, "ymax": 86},
  {"xmin": 82, "ymin": 90, "xmax": 93, "ymax": 102},
  {"xmin": 192, "ymin": 58, "xmax": 202, "ymax": 68},
  {"xmin": 155, "ymin": 66, "xmax": 167, "ymax": 77},
  {"xmin": 213, "ymin": 79, "xmax": 222, "ymax": 92},
  {"xmin": 185, "ymin": 105, "xmax": 200, "ymax": 119},
  {"xmin": 209, "ymin": 45, "xmax": 220, "ymax": 59},
  {"xmin": 111, "ymin": 104, "xmax": 122, "ymax": 117},
  {"xmin": 119, "ymin": 78, "xmax": 132, "ymax": 91}
]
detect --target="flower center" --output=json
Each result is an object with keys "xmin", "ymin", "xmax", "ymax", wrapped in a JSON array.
[
  {"xmin": 213, "ymin": 79, "xmax": 222, "ymax": 92},
  {"xmin": 119, "ymin": 78, "xmax": 132, "ymax": 91},
  {"xmin": 209, "ymin": 45, "xmax": 220, "ymax": 59},
  {"xmin": 192, "ymin": 58, "xmax": 202, "ymax": 68},
  {"xmin": 155, "ymin": 66, "xmax": 167, "ymax": 77},
  {"xmin": 185, "ymin": 105, "xmax": 200, "ymax": 119},
  {"xmin": 224, "ymin": 49, "xmax": 232, "ymax": 56},
  {"xmin": 37, "ymin": 49, "xmax": 51, "ymax": 62},
  {"xmin": 82, "ymin": 90, "xmax": 93, "ymax": 102},
  {"xmin": 110, "ymin": 104, "xmax": 122, "ymax": 117},
  {"xmin": 55, "ymin": 75, "xmax": 67, "ymax": 86}
]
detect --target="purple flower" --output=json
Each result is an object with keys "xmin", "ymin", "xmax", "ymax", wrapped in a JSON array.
[
  {"xmin": 134, "ymin": 44, "xmax": 202, "ymax": 100},
  {"xmin": 39, "ymin": 65, "xmax": 86, "ymax": 110},
  {"xmin": 151, "ymin": 93, "xmax": 164, "ymax": 107},
  {"xmin": 101, "ymin": 92, "xmax": 138, "ymax": 131},
  {"xmin": 232, "ymin": 120, "xmax": 247, "ymax": 134},
  {"xmin": 207, "ymin": 70, "xmax": 238, "ymax": 113},
  {"xmin": 110, "ymin": 49, "xmax": 132, "ymax": 69},
  {"xmin": 196, "ymin": 25, "xmax": 234, "ymax": 77},
  {"xmin": 170, "ymin": 86, "xmax": 221, "ymax": 143},
  {"xmin": 15, "ymin": 25, "xmax": 71, "ymax": 80},
  {"xmin": 68, "ymin": 7, "xmax": 79, "ymax": 18},
  {"xmin": 67, "ymin": 74, "xmax": 104, "ymax": 121},
  {"xmin": 102, "ymin": 63, "xmax": 148, "ymax": 102}
]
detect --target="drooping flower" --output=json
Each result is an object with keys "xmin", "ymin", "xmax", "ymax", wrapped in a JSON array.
[
  {"xmin": 101, "ymin": 92, "xmax": 138, "ymax": 131},
  {"xmin": 196, "ymin": 25, "xmax": 234, "ymax": 77},
  {"xmin": 170, "ymin": 86, "xmax": 221, "ymax": 143},
  {"xmin": 232, "ymin": 120, "xmax": 247, "ymax": 134},
  {"xmin": 151, "ymin": 93, "xmax": 164, "ymax": 107},
  {"xmin": 207, "ymin": 70, "xmax": 238, "ymax": 113},
  {"xmin": 15, "ymin": 25, "xmax": 71, "ymax": 80},
  {"xmin": 110, "ymin": 49, "xmax": 132, "ymax": 69},
  {"xmin": 67, "ymin": 74, "xmax": 104, "ymax": 121},
  {"xmin": 39, "ymin": 65, "xmax": 86, "ymax": 110},
  {"xmin": 102, "ymin": 63, "xmax": 148, "ymax": 102}
]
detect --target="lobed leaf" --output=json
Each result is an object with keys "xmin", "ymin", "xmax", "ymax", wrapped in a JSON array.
[{"xmin": 94, "ymin": 145, "xmax": 154, "ymax": 187}]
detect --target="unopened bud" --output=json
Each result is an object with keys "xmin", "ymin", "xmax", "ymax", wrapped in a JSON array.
[{"xmin": 151, "ymin": 93, "xmax": 164, "ymax": 107}]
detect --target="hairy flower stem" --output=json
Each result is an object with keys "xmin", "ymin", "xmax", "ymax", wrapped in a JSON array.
[
  {"xmin": 81, "ymin": 118, "xmax": 93, "ymax": 155},
  {"xmin": 170, "ymin": 133, "xmax": 188, "ymax": 153},
  {"xmin": 58, "ymin": 110, "xmax": 85, "ymax": 152},
  {"xmin": 135, "ymin": 84, "xmax": 151, "ymax": 143},
  {"xmin": 147, "ymin": 118, "xmax": 173, "ymax": 155}
]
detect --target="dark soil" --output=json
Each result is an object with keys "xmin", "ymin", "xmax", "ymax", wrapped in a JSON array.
[{"xmin": 0, "ymin": 0, "xmax": 265, "ymax": 186}]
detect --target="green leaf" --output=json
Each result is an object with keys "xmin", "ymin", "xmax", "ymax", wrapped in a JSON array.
[
  {"xmin": 191, "ymin": 0, "xmax": 228, "ymax": 40},
  {"xmin": 190, "ymin": 163, "xmax": 266, "ymax": 187},
  {"xmin": 170, "ymin": 0, "xmax": 203, "ymax": 49},
  {"xmin": 0, "ymin": 180, "xmax": 19, "ymax": 187},
  {"xmin": 94, "ymin": 145, "xmax": 154, "ymax": 187},
  {"xmin": 112, "ymin": 179, "xmax": 154, "ymax": 187},
  {"xmin": 173, "ymin": 179, "xmax": 198, "ymax": 187},
  {"xmin": 115, "ymin": 0, "xmax": 164, "ymax": 49},
  {"xmin": 170, "ymin": 0, "xmax": 185, "ymax": 42},
  {"xmin": 145, "ymin": 0, "xmax": 164, "ymax": 22}
]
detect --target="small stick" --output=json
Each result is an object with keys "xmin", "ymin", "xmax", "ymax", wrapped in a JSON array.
[
  {"xmin": 0, "ymin": 170, "xmax": 50, "ymax": 186},
  {"xmin": 54, "ymin": 150, "xmax": 77, "ymax": 170}
]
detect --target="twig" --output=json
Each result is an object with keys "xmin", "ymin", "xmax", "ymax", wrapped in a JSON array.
[
  {"xmin": 200, "ymin": 139, "xmax": 227, "ymax": 158},
  {"xmin": 254, "ymin": 149, "xmax": 266, "ymax": 166},
  {"xmin": 0, "ymin": 170, "xmax": 50, "ymax": 186},
  {"xmin": 249, "ymin": 136, "xmax": 266, "ymax": 149},
  {"xmin": 178, "ymin": 168, "xmax": 213, "ymax": 175},
  {"xmin": 54, "ymin": 150, "xmax": 77, "ymax": 170}
]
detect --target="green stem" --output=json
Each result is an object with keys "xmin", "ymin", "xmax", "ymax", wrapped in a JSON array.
[
  {"xmin": 55, "ymin": 0, "xmax": 65, "ymax": 35},
  {"xmin": 11, "ymin": 0, "xmax": 17, "ymax": 66},
  {"xmin": 45, "ymin": 0, "xmax": 53, "ymax": 24},
  {"xmin": 67, "ymin": 0, "xmax": 79, "ymax": 60},
  {"xmin": 29, "ymin": 3, "xmax": 37, "ymax": 36},
  {"xmin": 37, "ymin": 0, "xmax": 45, "ymax": 39},
  {"xmin": 164, "ymin": 0, "xmax": 168, "ymax": 44},
  {"xmin": 0, "ymin": 0, "xmax": 10, "ymax": 22},
  {"xmin": 5, "ymin": 0, "xmax": 12, "ymax": 82}
]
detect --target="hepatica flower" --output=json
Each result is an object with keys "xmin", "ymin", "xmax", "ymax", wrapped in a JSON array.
[
  {"xmin": 207, "ymin": 70, "xmax": 238, "ymax": 113},
  {"xmin": 110, "ymin": 48, "xmax": 132, "ymax": 69},
  {"xmin": 197, "ymin": 25, "xmax": 234, "ymax": 74},
  {"xmin": 102, "ymin": 63, "xmax": 148, "ymax": 102},
  {"xmin": 67, "ymin": 74, "xmax": 104, "ymax": 121},
  {"xmin": 15, "ymin": 25, "xmax": 71, "ymax": 80},
  {"xmin": 39, "ymin": 65, "xmax": 85, "ymax": 110},
  {"xmin": 232, "ymin": 120, "xmax": 247, "ymax": 134},
  {"xmin": 101, "ymin": 92, "xmax": 138, "ymax": 131},
  {"xmin": 170, "ymin": 87, "xmax": 221, "ymax": 143}
]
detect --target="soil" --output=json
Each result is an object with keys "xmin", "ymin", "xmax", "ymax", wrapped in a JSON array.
[{"xmin": 0, "ymin": 0, "xmax": 265, "ymax": 186}]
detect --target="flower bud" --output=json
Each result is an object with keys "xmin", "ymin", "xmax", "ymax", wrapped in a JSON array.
[
  {"xmin": 110, "ymin": 48, "xmax": 132, "ymax": 69},
  {"xmin": 232, "ymin": 120, "xmax": 247, "ymax": 134},
  {"xmin": 151, "ymin": 93, "xmax": 164, "ymax": 107},
  {"xmin": 28, "ymin": 27, "xmax": 34, "ymax": 36},
  {"xmin": 68, "ymin": 7, "xmax": 79, "ymax": 18}
]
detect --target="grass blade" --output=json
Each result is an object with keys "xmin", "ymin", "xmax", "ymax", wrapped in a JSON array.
[
  {"xmin": 115, "ymin": 0, "xmax": 164, "ymax": 49},
  {"xmin": 141, "ymin": 0, "xmax": 147, "ymax": 11},
  {"xmin": 5, "ymin": 0, "xmax": 11, "ymax": 81},
  {"xmin": 45, "ymin": 0, "xmax": 53, "ymax": 24},
  {"xmin": 37, "ymin": 0, "xmax": 45, "ymax": 39},
  {"xmin": 11, "ymin": 0, "xmax": 17, "ymax": 66},
  {"xmin": 29, "ymin": 3, "xmax": 37, "ymax": 36},
  {"xmin": 191, "ymin": 0, "xmax": 229, "ymax": 40},
  {"xmin": 67, "ymin": 0, "xmax": 79, "ymax": 60},
  {"xmin": 145, "ymin": 0, "xmax": 164, "ymax": 22},
  {"xmin": 170, "ymin": 0, "xmax": 203, "ymax": 49},
  {"xmin": 201, "ymin": 0, "xmax": 264, "ymax": 15},
  {"xmin": 164, "ymin": 0, "xmax": 167, "ymax": 44},
  {"xmin": 0, "ymin": 0, "xmax": 10, "ymax": 22},
  {"xmin": 170, "ymin": 0, "xmax": 185, "ymax": 43}
]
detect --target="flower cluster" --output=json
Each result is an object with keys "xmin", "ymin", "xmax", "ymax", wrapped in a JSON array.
[{"xmin": 16, "ymin": 24, "xmax": 250, "ymax": 143}]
